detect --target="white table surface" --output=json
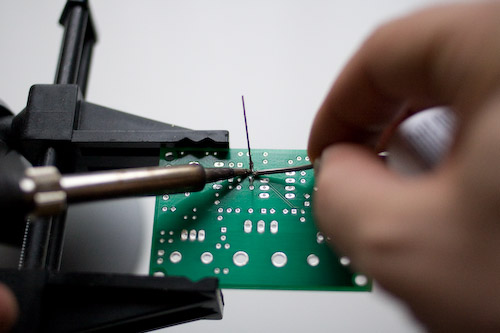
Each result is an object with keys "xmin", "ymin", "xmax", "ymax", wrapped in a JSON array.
[{"xmin": 0, "ymin": 1, "xmax": 459, "ymax": 331}]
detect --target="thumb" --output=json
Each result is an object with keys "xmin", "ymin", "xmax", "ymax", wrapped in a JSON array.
[{"xmin": 314, "ymin": 144, "xmax": 406, "ymax": 258}]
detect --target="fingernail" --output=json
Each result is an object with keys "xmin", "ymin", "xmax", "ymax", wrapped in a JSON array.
[{"xmin": 313, "ymin": 157, "xmax": 321, "ymax": 176}]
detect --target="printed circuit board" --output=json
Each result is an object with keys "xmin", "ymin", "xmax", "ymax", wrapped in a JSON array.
[{"xmin": 150, "ymin": 148, "xmax": 370, "ymax": 291}]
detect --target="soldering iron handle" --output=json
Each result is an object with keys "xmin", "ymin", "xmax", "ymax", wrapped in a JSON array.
[{"xmin": 61, "ymin": 164, "xmax": 207, "ymax": 203}]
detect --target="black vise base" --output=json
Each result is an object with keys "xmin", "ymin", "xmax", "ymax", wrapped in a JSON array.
[{"xmin": 0, "ymin": 270, "xmax": 223, "ymax": 332}]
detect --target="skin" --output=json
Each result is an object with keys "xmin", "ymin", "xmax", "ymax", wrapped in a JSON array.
[
  {"xmin": 0, "ymin": 283, "xmax": 17, "ymax": 332},
  {"xmin": 308, "ymin": 2, "xmax": 500, "ymax": 332}
]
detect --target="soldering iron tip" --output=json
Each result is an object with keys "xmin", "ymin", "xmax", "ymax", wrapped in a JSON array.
[{"xmin": 233, "ymin": 168, "xmax": 252, "ymax": 178}]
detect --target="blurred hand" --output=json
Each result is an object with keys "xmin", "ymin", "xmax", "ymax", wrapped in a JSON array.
[
  {"xmin": 308, "ymin": 2, "xmax": 500, "ymax": 332},
  {"xmin": 0, "ymin": 283, "xmax": 17, "ymax": 332}
]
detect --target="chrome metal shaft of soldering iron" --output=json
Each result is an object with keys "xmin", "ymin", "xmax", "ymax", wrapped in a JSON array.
[{"xmin": 60, "ymin": 164, "xmax": 250, "ymax": 203}]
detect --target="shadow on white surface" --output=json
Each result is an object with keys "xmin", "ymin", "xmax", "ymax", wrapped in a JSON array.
[{"xmin": 61, "ymin": 198, "xmax": 147, "ymax": 274}]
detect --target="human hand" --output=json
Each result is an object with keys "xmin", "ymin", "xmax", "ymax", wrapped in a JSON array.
[
  {"xmin": 0, "ymin": 283, "xmax": 17, "ymax": 332},
  {"xmin": 308, "ymin": 2, "xmax": 500, "ymax": 332}
]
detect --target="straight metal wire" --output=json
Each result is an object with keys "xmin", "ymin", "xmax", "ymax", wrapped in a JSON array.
[
  {"xmin": 240, "ymin": 96, "xmax": 313, "ymax": 177},
  {"xmin": 241, "ymin": 96, "xmax": 254, "ymax": 172},
  {"xmin": 253, "ymin": 163, "xmax": 313, "ymax": 176}
]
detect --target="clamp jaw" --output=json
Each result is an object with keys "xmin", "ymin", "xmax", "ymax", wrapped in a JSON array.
[{"xmin": 0, "ymin": 0, "xmax": 225, "ymax": 331}]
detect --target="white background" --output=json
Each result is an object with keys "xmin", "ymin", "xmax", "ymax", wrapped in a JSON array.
[{"xmin": 0, "ymin": 1, "xmax": 458, "ymax": 332}]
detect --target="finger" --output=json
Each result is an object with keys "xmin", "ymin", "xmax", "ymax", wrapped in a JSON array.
[
  {"xmin": 314, "ymin": 144, "xmax": 408, "ymax": 260},
  {"xmin": 0, "ymin": 283, "xmax": 18, "ymax": 332},
  {"xmin": 308, "ymin": 2, "xmax": 500, "ymax": 161}
]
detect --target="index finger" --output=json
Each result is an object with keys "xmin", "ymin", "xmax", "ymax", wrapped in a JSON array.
[{"xmin": 307, "ymin": 2, "xmax": 500, "ymax": 161}]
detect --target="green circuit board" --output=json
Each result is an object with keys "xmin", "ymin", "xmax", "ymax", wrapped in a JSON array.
[{"xmin": 149, "ymin": 148, "xmax": 370, "ymax": 291}]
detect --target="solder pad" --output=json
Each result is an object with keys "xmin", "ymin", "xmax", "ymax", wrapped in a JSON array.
[{"xmin": 150, "ymin": 148, "xmax": 370, "ymax": 291}]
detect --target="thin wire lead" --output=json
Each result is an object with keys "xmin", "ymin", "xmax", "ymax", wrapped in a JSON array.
[
  {"xmin": 241, "ymin": 96, "xmax": 254, "ymax": 172},
  {"xmin": 253, "ymin": 164, "xmax": 313, "ymax": 176},
  {"xmin": 240, "ymin": 96, "xmax": 310, "ymax": 178}
]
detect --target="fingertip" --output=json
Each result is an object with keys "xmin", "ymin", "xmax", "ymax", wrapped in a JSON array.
[
  {"xmin": 318, "ymin": 144, "xmax": 352, "ymax": 164},
  {"xmin": 317, "ymin": 144, "xmax": 386, "ymax": 177},
  {"xmin": 315, "ymin": 143, "xmax": 388, "ymax": 205},
  {"xmin": 0, "ymin": 283, "xmax": 18, "ymax": 332},
  {"xmin": 313, "ymin": 144, "xmax": 397, "ymax": 254}
]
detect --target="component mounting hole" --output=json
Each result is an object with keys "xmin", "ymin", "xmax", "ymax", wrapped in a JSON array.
[
  {"xmin": 233, "ymin": 251, "xmax": 249, "ymax": 266},
  {"xmin": 271, "ymin": 252, "xmax": 287, "ymax": 267},
  {"xmin": 169, "ymin": 251, "xmax": 182, "ymax": 264}
]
